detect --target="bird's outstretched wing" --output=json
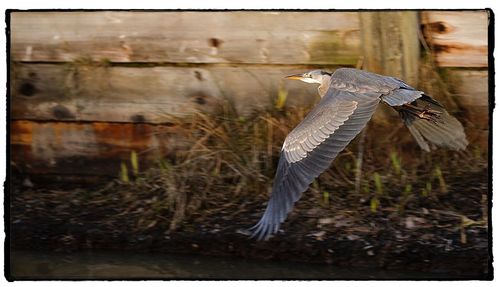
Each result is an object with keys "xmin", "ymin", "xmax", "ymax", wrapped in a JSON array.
[
  {"xmin": 331, "ymin": 68, "xmax": 468, "ymax": 151},
  {"xmin": 330, "ymin": 68, "xmax": 424, "ymax": 106},
  {"xmin": 401, "ymin": 95, "xmax": 469, "ymax": 151},
  {"xmin": 250, "ymin": 89, "xmax": 381, "ymax": 240}
]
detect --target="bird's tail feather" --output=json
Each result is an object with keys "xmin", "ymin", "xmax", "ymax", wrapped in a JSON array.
[{"xmin": 398, "ymin": 95, "xmax": 468, "ymax": 152}]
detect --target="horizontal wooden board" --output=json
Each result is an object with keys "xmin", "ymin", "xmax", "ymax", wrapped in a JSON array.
[
  {"xmin": 10, "ymin": 11, "xmax": 361, "ymax": 65},
  {"xmin": 11, "ymin": 64, "xmax": 489, "ymax": 126},
  {"xmin": 447, "ymin": 70, "xmax": 489, "ymax": 133},
  {"xmin": 11, "ymin": 63, "xmax": 327, "ymax": 122},
  {"xmin": 421, "ymin": 11, "xmax": 489, "ymax": 67},
  {"xmin": 448, "ymin": 70, "xmax": 489, "ymax": 108},
  {"xmin": 10, "ymin": 114, "xmax": 488, "ymax": 180},
  {"xmin": 10, "ymin": 120, "xmax": 188, "ymax": 177}
]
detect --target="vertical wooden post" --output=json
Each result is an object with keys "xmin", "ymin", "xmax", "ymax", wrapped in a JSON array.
[
  {"xmin": 359, "ymin": 11, "xmax": 420, "ymax": 86},
  {"xmin": 359, "ymin": 12, "xmax": 384, "ymax": 73},
  {"xmin": 399, "ymin": 12, "xmax": 420, "ymax": 86},
  {"xmin": 355, "ymin": 12, "xmax": 421, "ymax": 193}
]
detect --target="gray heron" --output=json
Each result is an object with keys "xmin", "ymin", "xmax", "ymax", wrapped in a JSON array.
[{"xmin": 250, "ymin": 68, "xmax": 468, "ymax": 240}]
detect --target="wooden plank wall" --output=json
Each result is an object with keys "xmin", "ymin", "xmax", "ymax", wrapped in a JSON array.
[
  {"xmin": 421, "ymin": 11, "xmax": 489, "ymax": 67},
  {"xmin": 420, "ymin": 10, "xmax": 489, "ymax": 147},
  {"xmin": 9, "ymin": 11, "xmax": 490, "ymax": 180}
]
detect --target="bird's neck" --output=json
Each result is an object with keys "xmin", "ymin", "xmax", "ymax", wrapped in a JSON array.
[{"xmin": 317, "ymin": 75, "xmax": 332, "ymax": 98}]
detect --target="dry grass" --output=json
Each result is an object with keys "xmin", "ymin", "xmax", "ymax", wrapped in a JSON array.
[
  {"xmin": 101, "ymin": 101, "xmax": 487, "ymax": 233},
  {"xmin": 112, "ymin": 106, "xmax": 312, "ymax": 232},
  {"xmin": 10, "ymin": 101, "xmax": 488, "ymax": 262}
]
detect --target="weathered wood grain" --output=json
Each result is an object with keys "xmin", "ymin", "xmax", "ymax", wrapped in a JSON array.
[
  {"xmin": 448, "ymin": 70, "xmax": 489, "ymax": 108},
  {"xmin": 11, "ymin": 11, "xmax": 488, "ymax": 68},
  {"xmin": 10, "ymin": 70, "xmax": 488, "ymax": 179},
  {"xmin": 11, "ymin": 63, "xmax": 326, "ymax": 122},
  {"xmin": 11, "ymin": 64, "xmax": 489, "ymax": 128},
  {"xmin": 359, "ymin": 11, "xmax": 421, "ymax": 124},
  {"xmin": 359, "ymin": 12, "xmax": 420, "ymax": 86},
  {"xmin": 448, "ymin": 69, "xmax": 489, "ymax": 132},
  {"xmin": 421, "ymin": 11, "xmax": 489, "ymax": 67},
  {"xmin": 10, "ymin": 120, "xmax": 188, "ymax": 176},
  {"xmin": 10, "ymin": 11, "xmax": 361, "ymax": 65}
]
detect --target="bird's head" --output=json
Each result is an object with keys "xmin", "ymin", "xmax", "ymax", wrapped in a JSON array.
[{"xmin": 285, "ymin": 70, "xmax": 332, "ymax": 84}]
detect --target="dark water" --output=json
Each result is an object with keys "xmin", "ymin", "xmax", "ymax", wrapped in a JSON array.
[{"xmin": 10, "ymin": 249, "xmax": 466, "ymax": 280}]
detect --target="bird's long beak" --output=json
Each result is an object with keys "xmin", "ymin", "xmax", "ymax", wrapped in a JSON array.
[{"xmin": 285, "ymin": 74, "xmax": 304, "ymax": 80}]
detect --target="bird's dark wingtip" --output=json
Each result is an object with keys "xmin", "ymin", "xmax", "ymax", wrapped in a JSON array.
[{"xmin": 248, "ymin": 218, "xmax": 273, "ymax": 241}]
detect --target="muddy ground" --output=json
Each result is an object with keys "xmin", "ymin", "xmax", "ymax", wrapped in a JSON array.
[{"xmin": 9, "ymin": 165, "xmax": 491, "ymax": 279}]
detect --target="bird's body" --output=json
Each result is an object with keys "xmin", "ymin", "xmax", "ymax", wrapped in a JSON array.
[{"xmin": 250, "ymin": 68, "xmax": 468, "ymax": 240}]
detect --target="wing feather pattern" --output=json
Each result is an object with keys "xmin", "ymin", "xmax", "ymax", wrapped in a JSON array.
[
  {"xmin": 399, "ymin": 96, "xmax": 468, "ymax": 151},
  {"xmin": 251, "ymin": 89, "xmax": 380, "ymax": 240},
  {"xmin": 250, "ymin": 68, "xmax": 467, "ymax": 240}
]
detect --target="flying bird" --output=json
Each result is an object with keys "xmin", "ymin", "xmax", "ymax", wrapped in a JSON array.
[{"xmin": 250, "ymin": 68, "xmax": 468, "ymax": 240}]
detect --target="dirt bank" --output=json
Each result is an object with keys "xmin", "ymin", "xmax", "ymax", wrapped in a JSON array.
[
  {"xmin": 8, "ymin": 109, "xmax": 492, "ymax": 279},
  {"xmin": 9, "ymin": 166, "xmax": 490, "ymax": 279}
]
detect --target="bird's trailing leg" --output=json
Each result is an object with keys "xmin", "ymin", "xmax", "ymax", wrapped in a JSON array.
[{"xmin": 399, "ymin": 103, "xmax": 443, "ymax": 124}]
